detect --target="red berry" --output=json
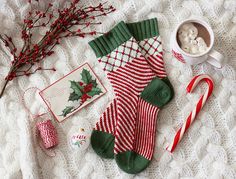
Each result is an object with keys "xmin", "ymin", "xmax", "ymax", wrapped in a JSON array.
[
  {"xmin": 83, "ymin": 83, "xmax": 93, "ymax": 93},
  {"xmin": 85, "ymin": 22, "xmax": 90, "ymax": 27},
  {"xmin": 81, "ymin": 93, "xmax": 91, "ymax": 103},
  {"xmin": 89, "ymin": 31, "xmax": 96, "ymax": 35}
]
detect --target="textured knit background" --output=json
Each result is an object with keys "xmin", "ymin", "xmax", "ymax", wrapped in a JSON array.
[{"xmin": 0, "ymin": 0, "xmax": 236, "ymax": 178}]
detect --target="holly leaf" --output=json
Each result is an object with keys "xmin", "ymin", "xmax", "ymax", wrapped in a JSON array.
[
  {"xmin": 91, "ymin": 79, "xmax": 98, "ymax": 88},
  {"xmin": 81, "ymin": 69, "xmax": 92, "ymax": 84},
  {"xmin": 87, "ymin": 87, "xmax": 102, "ymax": 97},
  {"xmin": 60, "ymin": 106, "xmax": 74, "ymax": 117},
  {"xmin": 68, "ymin": 92, "xmax": 81, "ymax": 101},
  {"xmin": 70, "ymin": 81, "xmax": 83, "ymax": 96}
]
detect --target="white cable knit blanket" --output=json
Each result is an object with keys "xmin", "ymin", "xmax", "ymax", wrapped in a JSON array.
[{"xmin": 0, "ymin": 0, "xmax": 236, "ymax": 178}]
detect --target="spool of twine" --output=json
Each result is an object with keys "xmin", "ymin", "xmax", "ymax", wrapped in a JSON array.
[{"xmin": 37, "ymin": 119, "xmax": 58, "ymax": 149}]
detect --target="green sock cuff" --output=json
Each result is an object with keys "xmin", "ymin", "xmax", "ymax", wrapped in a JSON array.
[
  {"xmin": 126, "ymin": 18, "xmax": 159, "ymax": 41},
  {"xmin": 89, "ymin": 21, "xmax": 132, "ymax": 58}
]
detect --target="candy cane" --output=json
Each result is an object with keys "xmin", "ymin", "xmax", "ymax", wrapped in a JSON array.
[{"xmin": 166, "ymin": 74, "xmax": 214, "ymax": 153}]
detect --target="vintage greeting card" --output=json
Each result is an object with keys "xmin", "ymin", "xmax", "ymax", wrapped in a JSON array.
[{"xmin": 39, "ymin": 63, "xmax": 107, "ymax": 122}]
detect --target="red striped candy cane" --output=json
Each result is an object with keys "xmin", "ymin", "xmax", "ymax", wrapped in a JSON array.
[{"xmin": 166, "ymin": 74, "xmax": 214, "ymax": 153}]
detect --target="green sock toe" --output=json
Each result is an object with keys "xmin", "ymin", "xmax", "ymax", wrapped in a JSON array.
[
  {"xmin": 91, "ymin": 130, "xmax": 115, "ymax": 159},
  {"xmin": 115, "ymin": 151, "xmax": 150, "ymax": 174}
]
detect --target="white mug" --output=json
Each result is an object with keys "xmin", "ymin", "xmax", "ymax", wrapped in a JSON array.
[{"xmin": 171, "ymin": 18, "xmax": 224, "ymax": 68}]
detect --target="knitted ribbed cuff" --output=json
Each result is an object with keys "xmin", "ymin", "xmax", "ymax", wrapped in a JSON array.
[
  {"xmin": 89, "ymin": 21, "xmax": 132, "ymax": 58},
  {"xmin": 127, "ymin": 18, "xmax": 159, "ymax": 41}
]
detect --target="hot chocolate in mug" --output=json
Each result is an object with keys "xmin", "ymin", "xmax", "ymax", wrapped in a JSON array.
[{"xmin": 171, "ymin": 18, "xmax": 224, "ymax": 68}]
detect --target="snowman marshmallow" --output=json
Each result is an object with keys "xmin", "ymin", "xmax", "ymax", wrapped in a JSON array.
[
  {"xmin": 178, "ymin": 23, "xmax": 208, "ymax": 55},
  {"xmin": 178, "ymin": 23, "xmax": 198, "ymax": 44},
  {"xmin": 196, "ymin": 37, "xmax": 208, "ymax": 53}
]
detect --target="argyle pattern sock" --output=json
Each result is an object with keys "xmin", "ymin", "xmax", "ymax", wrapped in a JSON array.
[
  {"xmin": 91, "ymin": 18, "xmax": 174, "ymax": 159},
  {"xmin": 89, "ymin": 20, "xmax": 173, "ymax": 174},
  {"xmin": 128, "ymin": 19, "xmax": 167, "ymax": 78}
]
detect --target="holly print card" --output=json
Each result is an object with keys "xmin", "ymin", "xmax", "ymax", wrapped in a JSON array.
[{"xmin": 39, "ymin": 63, "xmax": 106, "ymax": 122}]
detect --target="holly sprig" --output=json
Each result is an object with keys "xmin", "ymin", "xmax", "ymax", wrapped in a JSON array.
[{"xmin": 60, "ymin": 69, "xmax": 102, "ymax": 117}]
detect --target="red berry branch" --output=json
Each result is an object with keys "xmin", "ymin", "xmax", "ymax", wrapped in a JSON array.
[{"xmin": 0, "ymin": 0, "xmax": 115, "ymax": 98}]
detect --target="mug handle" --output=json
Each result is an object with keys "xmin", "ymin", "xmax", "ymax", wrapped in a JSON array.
[{"xmin": 206, "ymin": 49, "xmax": 224, "ymax": 68}]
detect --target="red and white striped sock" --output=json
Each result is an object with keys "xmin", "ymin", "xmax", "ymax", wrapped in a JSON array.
[
  {"xmin": 133, "ymin": 98, "xmax": 159, "ymax": 159},
  {"xmin": 95, "ymin": 98, "xmax": 117, "ymax": 134},
  {"xmin": 109, "ymin": 56, "xmax": 157, "ymax": 153},
  {"xmin": 89, "ymin": 20, "xmax": 173, "ymax": 173},
  {"xmin": 94, "ymin": 23, "xmax": 167, "ymax": 139}
]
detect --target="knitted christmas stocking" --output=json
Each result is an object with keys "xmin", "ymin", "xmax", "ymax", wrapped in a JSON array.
[
  {"xmin": 89, "ymin": 20, "xmax": 173, "ymax": 174},
  {"xmin": 91, "ymin": 18, "xmax": 173, "ymax": 159}
]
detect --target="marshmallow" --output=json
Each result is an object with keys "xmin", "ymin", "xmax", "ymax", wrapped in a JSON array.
[
  {"xmin": 189, "ymin": 26, "xmax": 198, "ymax": 37},
  {"xmin": 181, "ymin": 23, "xmax": 195, "ymax": 31},
  {"xmin": 181, "ymin": 44, "xmax": 191, "ymax": 53},
  {"xmin": 197, "ymin": 37, "xmax": 208, "ymax": 53},
  {"xmin": 178, "ymin": 23, "xmax": 209, "ymax": 55},
  {"xmin": 178, "ymin": 23, "xmax": 198, "ymax": 46},
  {"xmin": 199, "ymin": 46, "xmax": 208, "ymax": 53},
  {"xmin": 196, "ymin": 37, "xmax": 207, "ymax": 47},
  {"xmin": 190, "ymin": 45, "xmax": 199, "ymax": 54},
  {"xmin": 190, "ymin": 39, "xmax": 198, "ymax": 45},
  {"xmin": 178, "ymin": 30, "xmax": 188, "ymax": 43},
  {"xmin": 180, "ymin": 36, "xmax": 191, "ymax": 45}
]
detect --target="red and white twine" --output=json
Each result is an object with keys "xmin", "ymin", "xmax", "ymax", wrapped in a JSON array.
[
  {"xmin": 37, "ymin": 120, "xmax": 58, "ymax": 149},
  {"xmin": 22, "ymin": 87, "xmax": 58, "ymax": 153},
  {"xmin": 166, "ymin": 74, "xmax": 214, "ymax": 153}
]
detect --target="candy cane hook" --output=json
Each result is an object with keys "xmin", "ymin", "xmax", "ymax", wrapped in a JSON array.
[{"xmin": 166, "ymin": 74, "xmax": 214, "ymax": 153}]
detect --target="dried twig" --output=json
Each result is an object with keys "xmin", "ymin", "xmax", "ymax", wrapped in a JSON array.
[{"xmin": 0, "ymin": 0, "xmax": 115, "ymax": 98}]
